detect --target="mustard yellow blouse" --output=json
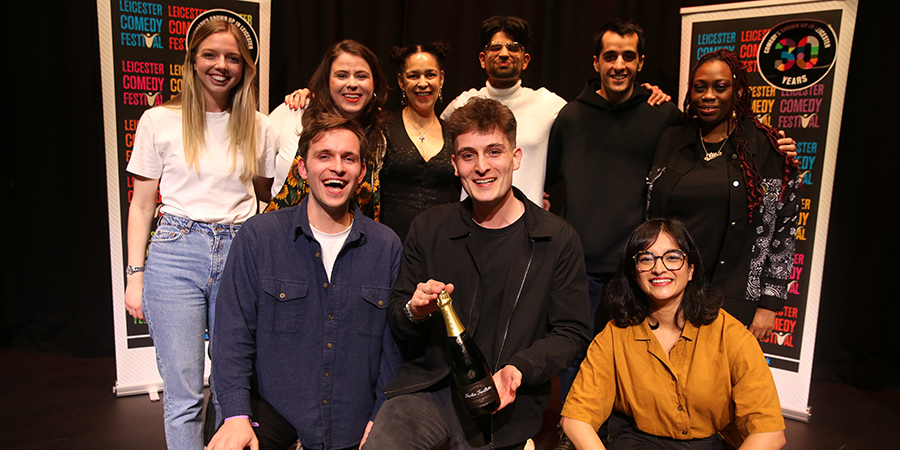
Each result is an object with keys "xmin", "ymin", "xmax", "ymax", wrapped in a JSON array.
[{"xmin": 562, "ymin": 309, "xmax": 784, "ymax": 441}]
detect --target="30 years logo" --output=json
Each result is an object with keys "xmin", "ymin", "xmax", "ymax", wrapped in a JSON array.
[{"xmin": 757, "ymin": 20, "xmax": 837, "ymax": 91}]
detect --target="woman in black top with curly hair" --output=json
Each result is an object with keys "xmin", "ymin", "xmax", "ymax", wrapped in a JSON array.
[
  {"xmin": 647, "ymin": 49, "xmax": 800, "ymax": 342},
  {"xmin": 380, "ymin": 41, "xmax": 461, "ymax": 241}
]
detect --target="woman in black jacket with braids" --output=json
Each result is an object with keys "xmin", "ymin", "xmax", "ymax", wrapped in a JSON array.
[{"xmin": 647, "ymin": 49, "xmax": 800, "ymax": 342}]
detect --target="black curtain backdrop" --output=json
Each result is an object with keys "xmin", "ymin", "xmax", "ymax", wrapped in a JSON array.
[{"xmin": 5, "ymin": 1, "xmax": 897, "ymax": 389}]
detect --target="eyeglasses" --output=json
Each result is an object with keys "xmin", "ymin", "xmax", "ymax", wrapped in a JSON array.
[
  {"xmin": 484, "ymin": 41, "xmax": 525, "ymax": 54},
  {"xmin": 633, "ymin": 250, "xmax": 686, "ymax": 272}
]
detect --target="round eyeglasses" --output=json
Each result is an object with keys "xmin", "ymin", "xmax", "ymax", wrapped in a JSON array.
[
  {"xmin": 633, "ymin": 250, "xmax": 686, "ymax": 272},
  {"xmin": 484, "ymin": 41, "xmax": 524, "ymax": 54}
]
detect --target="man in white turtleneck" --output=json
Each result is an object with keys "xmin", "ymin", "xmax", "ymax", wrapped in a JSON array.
[{"xmin": 440, "ymin": 15, "xmax": 565, "ymax": 209}]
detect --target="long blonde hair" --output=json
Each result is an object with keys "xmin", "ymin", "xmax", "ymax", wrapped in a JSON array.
[{"xmin": 166, "ymin": 19, "xmax": 259, "ymax": 182}]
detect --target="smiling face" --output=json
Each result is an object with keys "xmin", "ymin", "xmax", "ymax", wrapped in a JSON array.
[
  {"xmin": 399, "ymin": 51, "xmax": 444, "ymax": 114},
  {"xmin": 479, "ymin": 31, "xmax": 530, "ymax": 89},
  {"xmin": 298, "ymin": 128, "xmax": 366, "ymax": 222},
  {"xmin": 635, "ymin": 231, "xmax": 694, "ymax": 308},
  {"xmin": 329, "ymin": 52, "xmax": 375, "ymax": 120},
  {"xmin": 193, "ymin": 31, "xmax": 244, "ymax": 112},
  {"xmin": 451, "ymin": 128, "xmax": 521, "ymax": 209},
  {"xmin": 690, "ymin": 59, "xmax": 737, "ymax": 133},
  {"xmin": 593, "ymin": 31, "xmax": 644, "ymax": 105}
]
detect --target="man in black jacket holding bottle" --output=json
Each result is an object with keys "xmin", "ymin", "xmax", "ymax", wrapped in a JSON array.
[{"xmin": 364, "ymin": 97, "xmax": 591, "ymax": 449}]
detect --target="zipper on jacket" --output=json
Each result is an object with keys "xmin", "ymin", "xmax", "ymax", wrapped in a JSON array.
[
  {"xmin": 492, "ymin": 238, "xmax": 535, "ymax": 372},
  {"xmin": 645, "ymin": 167, "xmax": 666, "ymax": 220},
  {"xmin": 487, "ymin": 237, "xmax": 535, "ymax": 449}
]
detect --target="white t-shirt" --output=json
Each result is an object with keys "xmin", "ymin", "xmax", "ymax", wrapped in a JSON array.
[
  {"xmin": 310, "ymin": 222, "xmax": 352, "ymax": 282},
  {"xmin": 441, "ymin": 80, "xmax": 567, "ymax": 206},
  {"xmin": 268, "ymin": 103, "xmax": 305, "ymax": 198},
  {"xmin": 127, "ymin": 106, "xmax": 275, "ymax": 224}
]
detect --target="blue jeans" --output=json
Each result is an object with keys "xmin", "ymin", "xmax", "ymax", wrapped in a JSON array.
[
  {"xmin": 142, "ymin": 214, "xmax": 239, "ymax": 450},
  {"xmin": 560, "ymin": 274, "xmax": 608, "ymax": 404}
]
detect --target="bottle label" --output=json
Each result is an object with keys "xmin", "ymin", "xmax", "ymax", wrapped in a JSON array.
[{"xmin": 461, "ymin": 378, "xmax": 497, "ymax": 410}]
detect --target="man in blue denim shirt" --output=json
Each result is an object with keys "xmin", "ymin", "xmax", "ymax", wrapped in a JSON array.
[{"xmin": 209, "ymin": 114, "xmax": 404, "ymax": 450}]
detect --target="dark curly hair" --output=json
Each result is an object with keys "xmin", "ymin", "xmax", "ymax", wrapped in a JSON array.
[
  {"xmin": 388, "ymin": 41, "xmax": 449, "ymax": 72},
  {"xmin": 682, "ymin": 49, "xmax": 798, "ymax": 219},
  {"xmin": 480, "ymin": 16, "xmax": 532, "ymax": 49},
  {"xmin": 604, "ymin": 218, "xmax": 722, "ymax": 328}
]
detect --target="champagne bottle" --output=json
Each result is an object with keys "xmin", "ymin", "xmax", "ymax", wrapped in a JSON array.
[{"xmin": 437, "ymin": 289, "xmax": 500, "ymax": 416}]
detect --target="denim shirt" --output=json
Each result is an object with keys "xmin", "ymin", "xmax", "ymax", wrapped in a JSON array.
[{"xmin": 213, "ymin": 197, "xmax": 403, "ymax": 450}]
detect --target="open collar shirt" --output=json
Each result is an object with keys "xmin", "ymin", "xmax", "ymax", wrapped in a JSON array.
[
  {"xmin": 562, "ymin": 310, "xmax": 784, "ymax": 441},
  {"xmin": 213, "ymin": 197, "xmax": 404, "ymax": 450}
]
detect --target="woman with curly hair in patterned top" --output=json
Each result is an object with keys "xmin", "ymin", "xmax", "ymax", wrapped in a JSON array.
[
  {"xmin": 646, "ymin": 49, "xmax": 801, "ymax": 342},
  {"xmin": 267, "ymin": 40, "xmax": 388, "ymax": 219}
]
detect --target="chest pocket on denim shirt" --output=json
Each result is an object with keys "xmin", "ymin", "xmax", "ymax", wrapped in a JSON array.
[
  {"xmin": 358, "ymin": 286, "xmax": 390, "ymax": 336},
  {"xmin": 261, "ymin": 279, "xmax": 309, "ymax": 333}
]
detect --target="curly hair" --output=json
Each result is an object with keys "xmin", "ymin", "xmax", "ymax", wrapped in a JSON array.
[
  {"xmin": 388, "ymin": 41, "xmax": 449, "ymax": 72},
  {"xmin": 605, "ymin": 218, "xmax": 722, "ymax": 328},
  {"xmin": 445, "ymin": 97, "xmax": 517, "ymax": 148},
  {"xmin": 682, "ymin": 49, "xmax": 798, "ymax": 219},
  {"xmin": 480, "ymin": 16, "xmax": 532, "ymax": 48}
]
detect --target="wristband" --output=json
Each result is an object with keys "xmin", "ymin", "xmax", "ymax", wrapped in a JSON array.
[
  {"xmin": 224, "ymin": 415, "xmax": 259, "ymax": 427},
  {"xmin": 405, "ymin": 300, "xmax": 431, "ymax": 322}
]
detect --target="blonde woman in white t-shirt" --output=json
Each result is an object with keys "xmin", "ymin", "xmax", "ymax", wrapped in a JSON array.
[{"xmin": 124, "ymin": 14, "xmax": 274, "ymax": 450}]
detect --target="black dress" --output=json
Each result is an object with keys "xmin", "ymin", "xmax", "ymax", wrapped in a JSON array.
[{"xmin": 380, "ymin": 112, "xmax": 461, "ymax": 242}]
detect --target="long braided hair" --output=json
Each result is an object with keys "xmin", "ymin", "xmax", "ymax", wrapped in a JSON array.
[{"xmin": 682, "ymin": 49, "xmax": 797, "ymax": 219}]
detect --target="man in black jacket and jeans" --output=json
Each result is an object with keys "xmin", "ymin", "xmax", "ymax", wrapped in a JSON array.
[{"xmin": 365, "ymin": 98, "xmax": 590, "ymax": 449}]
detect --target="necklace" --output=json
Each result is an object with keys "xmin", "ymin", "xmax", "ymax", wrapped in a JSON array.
[
  {"xmin": 405, "ymin": 109, "xmax": 436, "ymax": 143},
  {"xmin": 700, "ymin": 129, "xmax": 731, "ymax": 162}
]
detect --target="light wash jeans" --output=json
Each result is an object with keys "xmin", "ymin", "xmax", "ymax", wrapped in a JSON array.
[{"xmin": 143, "ymin": 214, "xmax": 239, "ymax": 450}]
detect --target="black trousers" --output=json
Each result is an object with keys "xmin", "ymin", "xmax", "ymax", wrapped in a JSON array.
[{"xmin": 611, "ymin": 424, "xmax": 722, "ymax": 450}]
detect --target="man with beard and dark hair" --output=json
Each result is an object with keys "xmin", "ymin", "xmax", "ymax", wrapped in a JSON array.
[{"xmin": 440, "ymin": 15, "xmax": 566, "ymax": 209}]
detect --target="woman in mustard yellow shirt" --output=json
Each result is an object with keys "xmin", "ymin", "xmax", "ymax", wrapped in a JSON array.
[{"xmin": 560, "ymin": 218, "xmax": 785, "ymax": 449}]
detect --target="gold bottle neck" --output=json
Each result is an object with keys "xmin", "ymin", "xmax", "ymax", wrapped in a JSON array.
[{"xmin": 438, "ymin": 290, "xmax": 466, "ymax": 337}]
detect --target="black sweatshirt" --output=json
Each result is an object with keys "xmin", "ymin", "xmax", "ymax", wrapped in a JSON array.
[{"xmin": 546, "ymin": 78, "xmax": 681, "ymax": 274}]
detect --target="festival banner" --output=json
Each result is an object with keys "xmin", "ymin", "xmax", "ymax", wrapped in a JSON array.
[
  {"xmin": 680, "ymin": 0, "xmax": 857, "ymax": 421},
  {"xmin": 98, "ymin": 0, "xmax": 270, "ymax": 398}
]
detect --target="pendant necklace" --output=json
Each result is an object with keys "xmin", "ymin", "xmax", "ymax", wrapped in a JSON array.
[
  {"xmin": 700, "ymin": 128, "xmax": 731, "ymax": 162},
  {"xmin": 405, "ymin": 109, "xmax": 436, "ymax": 143}
]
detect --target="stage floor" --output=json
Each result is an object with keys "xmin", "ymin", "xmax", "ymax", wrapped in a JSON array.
[{"xmin": 3, "ymin": 347, "xmax": 897, "ymax": 449}]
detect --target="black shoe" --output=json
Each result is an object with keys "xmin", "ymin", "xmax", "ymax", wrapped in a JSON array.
[{"xmin": 553, "ymin": 432, "xmax": 575, "ymax": 450}]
